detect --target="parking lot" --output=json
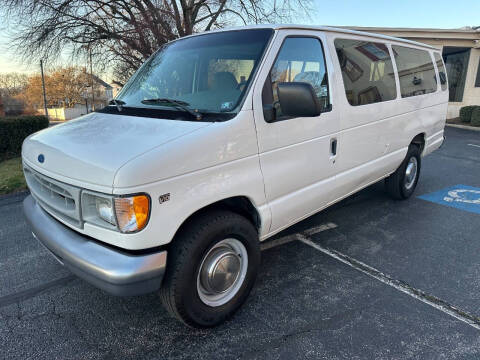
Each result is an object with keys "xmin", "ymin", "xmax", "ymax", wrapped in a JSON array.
[{"xmin": 1, "ymin": 126, "xmax": 480, "ymax": 359}]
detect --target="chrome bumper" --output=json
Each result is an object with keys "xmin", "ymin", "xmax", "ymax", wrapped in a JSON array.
[{"xmin": 23, "ymin": 195, "xmax": 167, "ymax": 296}]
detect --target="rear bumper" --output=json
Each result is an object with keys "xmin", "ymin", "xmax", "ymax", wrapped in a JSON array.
[{"xmin": 23, "ymin": 195, "xmax": 167, "ymax": 296}]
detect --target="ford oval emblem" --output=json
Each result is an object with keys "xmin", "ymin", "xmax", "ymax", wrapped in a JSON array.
[{"xmin": 38, "ymin": 154, "xmax": 45, "ymax": 163}]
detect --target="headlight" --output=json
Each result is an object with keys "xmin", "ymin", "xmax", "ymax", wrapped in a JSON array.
[
  {"xmin": 96, "ymin": 197, "xmax": 116, "ymax": 225},
  {"xmin": 81, "ymin": 191, "xmax": 150, "ymax": 233}
]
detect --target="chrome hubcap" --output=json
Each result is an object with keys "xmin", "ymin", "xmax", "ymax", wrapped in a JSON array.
[
  {"xmin": 197, "ymin": 238, "xmax": 248, "ymax": 307},
  {"xmin": 405, "ymin": 156, "xmax": 418, "ymax": 190},
  {"xmin": 200, "ymin": 247, "xmax": 241, "ymax": 294}
]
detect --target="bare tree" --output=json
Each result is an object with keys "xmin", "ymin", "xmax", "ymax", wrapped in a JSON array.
[
  {"xmin": 0, "ymin": 73, "xmax": 29, "ymax": 115},
  {"xmin": 2, "ymin": 0, "xmax": 312, "ymax": 84},
  {"xmin": 0, "ymin": 73, "xmax": 28, "ymax": 98},
  {"xmin": 22, "ymin": 66, "xmax": 108, "ymax": 109}
]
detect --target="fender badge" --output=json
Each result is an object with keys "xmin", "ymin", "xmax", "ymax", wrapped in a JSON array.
[
  {"xmin": 159, "ymin": 193, "xmax": 170, "ymax": 204},
  {"xmin": 38, "ymin": 154, "xmax": 45, "ymax": 163}
]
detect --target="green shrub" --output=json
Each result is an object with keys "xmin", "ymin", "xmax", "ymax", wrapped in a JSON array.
[
  {"xmin": 0, "ymin": 115, "xmax": 49, "ymax": 160},
  {"xmin": 471, "ymin": 107, "xmax": 480, "ymax": 127},
  {"xmin": 459, "ymin": 106, "xmax": 476, "ymax": 123}
]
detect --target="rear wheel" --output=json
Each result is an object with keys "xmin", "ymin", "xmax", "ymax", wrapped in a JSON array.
[
  {"xmin": 160, "ymin": 210, "xmax": 260, "ymax": 328},
  {"xmin": 386, "ymin": 145, "xmax": 421, "ymax": 200}
]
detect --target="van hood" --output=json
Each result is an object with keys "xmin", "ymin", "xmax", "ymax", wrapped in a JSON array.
[{"xmin": 22, "ymin": 112, "xmax": 211, "ymax": 188}]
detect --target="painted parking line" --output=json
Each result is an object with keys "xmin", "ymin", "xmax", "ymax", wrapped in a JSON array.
[
  {"xmin": 295, "ymin": 226, "xmax": 480, "ymax": 331},
  {"xmin": 418, "ymin": 185, "xmax": 480, "ymax": 215},
  {"xmin": 263, "ymin": 220, "xmax": 480, "ymax": 331},
  {"xmin": 468, "ymin": 144, "xmax": 480, "ymax": 148}
]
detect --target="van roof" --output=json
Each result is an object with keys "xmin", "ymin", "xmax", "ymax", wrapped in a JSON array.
[{"xmin": 185, "ymin": 24, "xmax": 439, "ymax": 51}]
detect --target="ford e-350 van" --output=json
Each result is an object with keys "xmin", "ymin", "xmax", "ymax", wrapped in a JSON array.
[{"xmin": 22, "ymin": 25, "xmax": 448, "ymax": 327}]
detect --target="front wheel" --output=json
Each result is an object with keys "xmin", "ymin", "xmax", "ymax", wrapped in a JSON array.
[
  {"xmin": 386, "ymin": 145, "xmax": 421, "ymax": 200},
  {"xmin": 160, "ymin": 210, "xmax": 260, "ymax": 328}
]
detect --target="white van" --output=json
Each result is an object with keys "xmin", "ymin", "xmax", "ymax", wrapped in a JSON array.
[{"xmin": 22, "ymin": 25, "xmax": 448, "ymax": 327}]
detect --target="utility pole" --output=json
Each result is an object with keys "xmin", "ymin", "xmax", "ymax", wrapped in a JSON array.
[
  {"xmin": 40, "ymin": 60, "xmax": 49, "ymax": 120},
  {"xmin": 90, "ymin": 50, "xmax": 95, "ymax": 111}
]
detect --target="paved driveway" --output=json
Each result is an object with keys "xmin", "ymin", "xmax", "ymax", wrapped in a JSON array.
[{"xmin": 1, "ymin": 126, "xmax": 480, "ymax": 359}]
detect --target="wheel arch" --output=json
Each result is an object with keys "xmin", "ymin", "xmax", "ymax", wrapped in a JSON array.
[
  {"xmin": 411, "ymin": 133, "xmax": 426, "ymax": 154},
  {"xmin": 172, "ymin": 196, "xmax": 262, "ymax": 243}
]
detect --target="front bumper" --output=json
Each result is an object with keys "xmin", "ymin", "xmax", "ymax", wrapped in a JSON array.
[{"xmin": 23, "ymin": 195, "xmax": 167, "ymax": 296}]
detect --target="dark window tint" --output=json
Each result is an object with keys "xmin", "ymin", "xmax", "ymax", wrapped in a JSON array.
[
  {"xmin": 392, "ymin": 46, "xmax": 437, "ymax": 98},
  {"xmin": 334, "ymin": 39, "xmax": 396, "ymax": 106},
  {"xmin": 443, "ymin": 47, "xmax": 470, "ymax": 102},
  {"xmin": 475, "ymin": 58, "xmax": 480, "ymax": 87},
  {"xmin": 434, "ymin": 52, "xmax": 448, "ymax": 91},
  {"xmin": 265, "ymin": 37, "xmax": 330, "ymax": 119}
]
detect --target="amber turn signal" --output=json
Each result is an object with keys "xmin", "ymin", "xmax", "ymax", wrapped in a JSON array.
[{"xmin": 114, "ymin": 195, "xmax": 150, "ymax": 233}]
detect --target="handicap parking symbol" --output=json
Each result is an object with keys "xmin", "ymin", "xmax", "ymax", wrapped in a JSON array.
[{"xmin": 418, "ymin": 185, "xmax": 480, "ymax": 215}]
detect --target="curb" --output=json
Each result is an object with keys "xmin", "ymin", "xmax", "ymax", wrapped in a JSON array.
[{"xmin": 446, "ymin": 123, "xmax": 480, "ymax": 132}]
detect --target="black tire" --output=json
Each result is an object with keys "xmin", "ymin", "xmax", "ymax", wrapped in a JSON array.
[
  {"xmin": 386, "ymin": 144, "xmax": 421, "ymax": 200},
  {"xmin": 160, "ymin": 210, "xmax": 260, "ymax": 328}
]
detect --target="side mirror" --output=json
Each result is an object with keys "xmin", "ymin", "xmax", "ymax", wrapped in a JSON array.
[
  {"xmin": 262, "ymin": 103, "xmax": 276, "ymax": 123},
  {"xmin": 277, "ymin": 82, "xmax": 321, "ymax": 118}
]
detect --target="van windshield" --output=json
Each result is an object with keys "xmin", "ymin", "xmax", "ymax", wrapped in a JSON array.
[{"xmin": 113, "ymin": 29, "xmax": 273, "ymax": 121}]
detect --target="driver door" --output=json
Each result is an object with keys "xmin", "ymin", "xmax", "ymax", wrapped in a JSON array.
[{"xmin": 252, "ymin": 30, "xmax": 340, "ymax": 235}]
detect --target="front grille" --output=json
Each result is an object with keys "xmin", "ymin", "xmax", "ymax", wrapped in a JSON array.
[{"xmin": 24, "ymin": 165, "xmax": 82, "ymax": 228}]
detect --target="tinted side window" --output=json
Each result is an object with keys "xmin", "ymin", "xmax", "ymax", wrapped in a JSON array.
[
  {"xmin": 334, "ymin": 39, "xmax": 396, "ymax": 106},
  {"xmin": 434, "ymin": 52, "xmax": 448, "ymax": 91},
  {"xmin": 392, "ymin": 46, "xmax": 437, "ymax": 97},
  {"xmin": 265, "ymin": 37, "xmax": 330, "ymax": 119}
]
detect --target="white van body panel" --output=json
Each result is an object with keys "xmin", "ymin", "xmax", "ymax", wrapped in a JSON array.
[
  {"xmin": 22, "ymin": 112, "xmax": 211, "ymax": 190},
  {"xmin": 111, "ymin": 110, "xmax": 271, "ymax": 249},
  {"xmin": 23, "ymin": 110, "xmax": 270, "ymax": 250},
  {"xmin": 22, "ymin": 25, "xmax": 448, "ymax": 252}
]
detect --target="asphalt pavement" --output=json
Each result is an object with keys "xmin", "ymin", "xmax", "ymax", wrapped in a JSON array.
[{"xmin": 1, "ymin": 126, "xmax": 480, "ymax": 359}]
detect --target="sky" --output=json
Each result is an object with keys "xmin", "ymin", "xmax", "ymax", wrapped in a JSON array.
[
  {"xmin": 1, "ymin": 0, "xmax": 480, "ymax": 75},
  {"xmin": 310, "ymin": 0, "xmax": 480, "ymax": 28}
]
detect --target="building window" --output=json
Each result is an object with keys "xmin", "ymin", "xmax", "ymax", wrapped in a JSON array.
[
  {"xmin": 335, "ymin": 39, "xmax": 397, "ymax": 106},
  {"xmin": 443, "ymin": 47, "xmax": 471, "ymax": 102},
  {"xmin": 475, "ymin": 58, "xmax": 480, "ymax": 88},
  {"xmin": 392, "ymin": 45, "xmax": 437, "ymax": 98}
]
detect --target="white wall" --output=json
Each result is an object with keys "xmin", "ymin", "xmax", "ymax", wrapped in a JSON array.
[
  {"xmin": 64, "ymin": 107, "xmax": 88, "ymax": 120},
  {"xmin": 38, "ymin": 104, "xmax": 90, "ymax": 121}
]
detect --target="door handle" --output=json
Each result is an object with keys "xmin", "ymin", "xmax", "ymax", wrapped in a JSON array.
[{"xmin": 330, "ymin": 138, "xmax": 337, "ymax": 157}]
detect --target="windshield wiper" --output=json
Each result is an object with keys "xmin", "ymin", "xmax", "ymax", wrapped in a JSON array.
[
  {"xmin": 109, "ymin": 99, "xmax": 125, "ymax": 112},
  {"xmin": 141, "ymin": 98, "xmax": 202, "ymax": 121}
]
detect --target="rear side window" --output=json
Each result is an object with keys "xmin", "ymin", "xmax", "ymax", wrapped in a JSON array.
[
  {"xmin": 334, "ymin": 39, "xmax": 397, "ymax": 106},
  {"xmin": 265, "ymin": 37, "xmax": 330, "ymax": 119},
  {"xmin": 434, "ymin": 52, "xmax": 448, "ymax": 91},
  {"xmin": 392, "ymin": 46, "xmax": 437, "ymax": 97}
]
